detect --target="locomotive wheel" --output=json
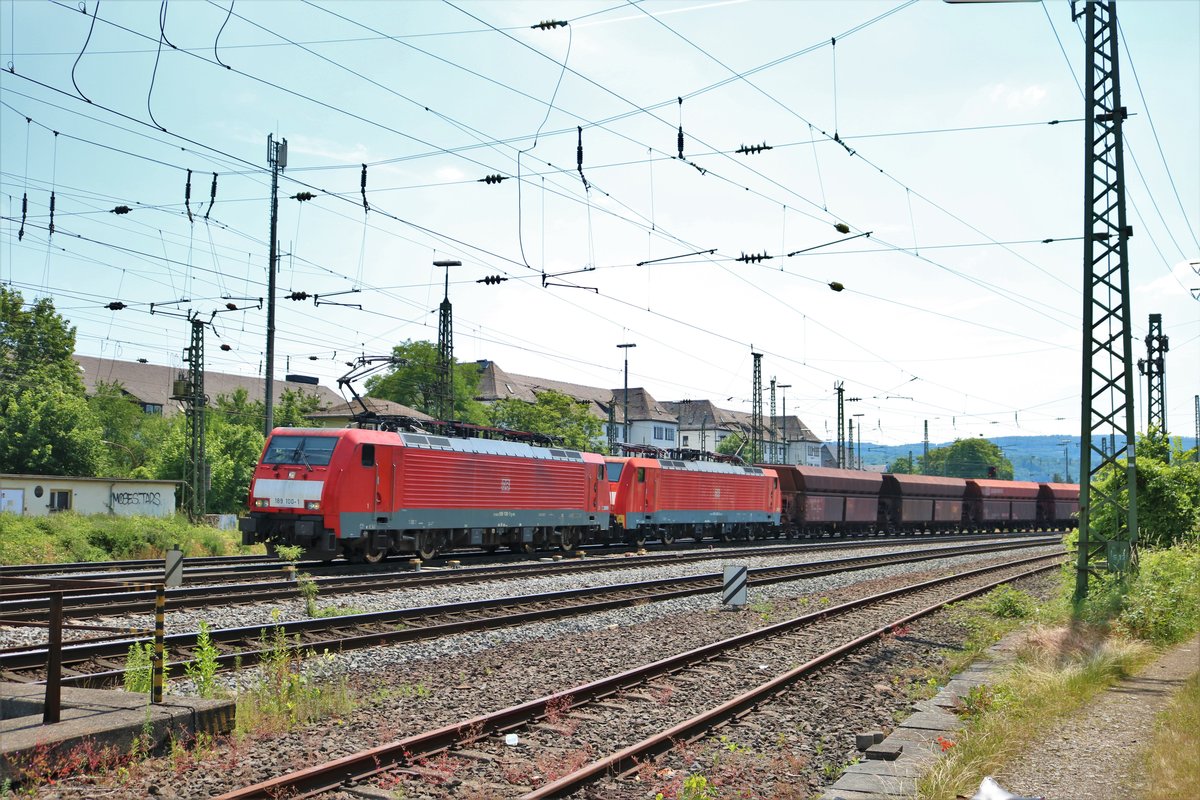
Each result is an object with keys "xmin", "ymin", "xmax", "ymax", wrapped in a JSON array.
[
  {"xmin": 558, "ymin": 530, "xmax": 577, "ymax": 551},
  {"xmin": 718, "ymin": 529, "xmax": 733, "ymax": 543},
  {"xmin": 362, "ymin": 547, "xmax": 387, "ymax": 564},
  {"xmin": 416, "ymin": 544, "xmax": 439, "ymax": 560},
  {"xmin": 631, "ymin": 534, "xmax": 647, "ymax": 548},
  {"xmin": 659, "ymin": 529, "xmax": 675, "ymax": 546}
]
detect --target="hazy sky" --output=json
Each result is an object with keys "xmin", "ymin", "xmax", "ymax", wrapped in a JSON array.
[{"xmin": 2, "ymin": 0, "xmax": 1196, "ymax": 452}]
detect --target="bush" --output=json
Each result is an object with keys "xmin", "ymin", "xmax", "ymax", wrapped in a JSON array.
[
  {"xmin": 1114, "ymin": 544, "xmax": 1200, "ymax": 644},
  {"xmin": 0, "ymin": 512, "xmax": 244, "ymax": 565}
]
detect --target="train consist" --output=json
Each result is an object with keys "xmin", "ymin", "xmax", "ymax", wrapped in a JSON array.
[{"xmin": 240, "ymin": 427, "xmax": 1078, "ymax": 561}]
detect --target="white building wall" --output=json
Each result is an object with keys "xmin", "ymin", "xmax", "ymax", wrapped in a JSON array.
[{"xmin": 0, "ymin": 475, "xmax": 177, "ymax": 518}]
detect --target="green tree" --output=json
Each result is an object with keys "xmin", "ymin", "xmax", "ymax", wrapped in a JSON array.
[
  {"xmin": 0, "ymin": 385, "xmax": 105, "ymax": 476},
  {"xmin": 0, "ymin": 287, "xmax": 105, "ymax": 476},
  {"xmin": 0, "ymin": 285, "xmax": 82, "ymax": 394},
  {"xmin": 1088, "ymin": 432, "xmax": 1200, "ymax": 549},
  {"xmin": 716, "ymin": 431, "xmax": 762, "ymax": 464},
  {"xmin": 140, "ymin": 389, "xmax": 269, "ymax": 515},
  {"xmin": 365, "ymin": 340, "xmax": 487, "ymax": 423},
  {"xmin": 487, "ymin": 390, "xmax": 603, "ymax": 450},
  {"xmin": 889, "ymin": 455, "xmax": 916, "ymax": 474},
  {"xmin": 922, "ymin": 438, "xmax": 1013, "ymax": 479}
]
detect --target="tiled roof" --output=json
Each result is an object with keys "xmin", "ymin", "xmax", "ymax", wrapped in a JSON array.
[
  {"xmin": 75, "ymin": 355, "xmax": 342, "ymax": 415},
  {"xmin": 307, "ymin": 398, "xmax": 433, "ymax": 420}
]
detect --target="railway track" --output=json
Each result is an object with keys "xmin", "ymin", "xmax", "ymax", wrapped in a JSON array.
[
  {"xmin": 0, "ymin": 539, "xmax": 1058, "ymax": 685},
  {"xmin": 212, "ymin": 552, "xmax": 1063, "ymax": 798},
  {"xmin": 0, "ymin": 533, "xmax": 1063, "ymax": 621}
]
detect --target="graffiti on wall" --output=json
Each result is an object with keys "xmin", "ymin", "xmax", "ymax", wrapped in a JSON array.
[{"xmin": 110, "ymin": 491, "xmax": 162, "ymax": 507}]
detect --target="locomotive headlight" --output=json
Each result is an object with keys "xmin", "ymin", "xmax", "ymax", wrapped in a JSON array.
[
  {"xmin": 305, "ymin": 500, "xmax": 322, "ymax": 510},
  {"xmin": 254, "ymin": 499, "xmax": 269, "ymax": 508}
]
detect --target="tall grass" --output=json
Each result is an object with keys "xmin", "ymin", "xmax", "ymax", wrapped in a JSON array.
[
  {"xmin": 917, "ymin": 542, "xmax": 1198, "ymax": 799},
  {"xmin": 1138, "ymin": 670, "xmax": 1200, "ymax": 800},
  {"xmin": 0, "ymin": 512, "xmax": 245, "ymax": 564}
]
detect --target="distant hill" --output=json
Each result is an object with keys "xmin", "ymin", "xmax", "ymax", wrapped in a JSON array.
[{"xmin": 857, "ymin": 434, "xmax": 1198, "ymax": 482}]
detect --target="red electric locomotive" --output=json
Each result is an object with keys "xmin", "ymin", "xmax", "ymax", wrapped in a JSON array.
[
  {"xmin": 607, "ymin": 456, "xmax": 781, "ymax": 545},
  {"xmin": 241, "ymin": 427, "xmax": 610, "ymax": 561}
]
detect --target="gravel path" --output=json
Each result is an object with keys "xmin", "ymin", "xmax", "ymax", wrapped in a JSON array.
[{"xmin": 995, "ymin": 633, "xmax": 1200, "ymax": 800}]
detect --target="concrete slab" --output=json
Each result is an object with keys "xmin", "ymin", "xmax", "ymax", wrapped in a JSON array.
[
  {"xmin": 843, "ymin": 759, "xmax": 926, "ymax": 778},
  {"xmin": 0, "ymin": 682, "xmax": 234, "ymax": 783},
  {"xmin": 831, "ymin": 770, "xmax": 915, "ymax": 796},
  {"xmin": 898, "ymin": 711, "xmax": 963, "ymax": 732}
]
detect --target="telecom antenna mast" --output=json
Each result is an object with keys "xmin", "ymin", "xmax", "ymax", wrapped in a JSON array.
[
  {"xmin": 1137, "ymin": 312, "xmax": 1168, "ymax": 436},
  {"xmin": 1075, "ymin": 0, "xmax": 1138, "ymax": 600}
]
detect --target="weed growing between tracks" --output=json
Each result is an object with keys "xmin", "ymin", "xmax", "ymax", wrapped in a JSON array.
[{"xmin": 234, "ymin": 611, "xmax": 355, "ymax": 736}]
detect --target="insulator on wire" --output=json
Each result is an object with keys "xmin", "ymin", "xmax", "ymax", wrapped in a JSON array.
[
  {"xmin": 220, "ymin": 344, "xmax": 232, "ymax": 351},
  {"xmin": 292, "ymin": 192, "xmax": 315, "ymax": 201},
  {"xmin": 360, "ymin": 164, "xmax": 369, "ymax": 212},
  {"xmin": 48, "ymin": 191, "xmax": 56, "ymax": 237},
  {"xmin": 736, "ymin": 142, "xmax": 772, "ymax": 155},
  {"xmin": 204, "ymin": 173, "xmax": 217, "ymax": 220},
  {"xmin": 185, "ymin": 169, "xmax": 194, "ymax": 223},
  {"xmin": 736, "ymin": 251, "xmax": 771, "ymax": 264},
  {"xmin": 677, "ymin": 97, "xmax": 684, "ymax": 159},
  {"xmin": 576, "ymin": 127, "xmax": 589, "ymax": 191},
  {"xmin": 531, "ymin": 19, "xmax": 567, "ymax": 30},
  {"xmin": 834, "ymin": 222, "xmax": 850, "ymax": 234},
  {"xmin": 225, "ymin": 302, "xmax": 238, "ymax": 311},
  {"xmin": 106, "ymin": 301, "xmax": 127, "ymax": 311},
  {"xmin": 286, "ymin": 291, "xmax": 311, "ymax": 301},
  {"xmin": 828, "ymin": 281, "xmax": 845, "ymax": 292},
  {"xmin": 476, "ymin": 275, "xmax": 508, "ymax": 285},
  {"xmin": 18, "ymin": 193, "xmax": 27, "ymax": 240},
  {"xmin": 478, "ymin": 174, "xmax": 508, "ymax": 185},
  {"xmin": 112, "ymin": 205, "xmax": 132, "ymax": 215}
]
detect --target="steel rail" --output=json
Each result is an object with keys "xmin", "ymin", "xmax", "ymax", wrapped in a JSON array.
[
  {"xmin": 0, "ymin": 534, "xmax": 1061, "ymax": 621},
  {"xmin": 212, "ymin": 554, "xmax": 1061, "ymax": 799},
  {"xmin": 1, "ymin": 540, "xmax": 1058, "ymax": 683}
]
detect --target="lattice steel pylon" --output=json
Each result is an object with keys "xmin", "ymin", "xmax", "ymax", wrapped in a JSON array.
[
  {"xmin": 769, "ymin": 377, "xmax": 777, "ymax": 462},
  {"xmin": 433, "ymin": 260, "xmax": 459, "ymax": 422},
  {"xmin": 836, "ymin": 382, "xmax": 845, "ymax": 469},
  {"xmin": 751, "ymin": 351, "xmax": 763, "ymax": 461},
  {"xmin": 180, "ymin": 316, "xmax": 207, "ymax": 521},
  {"xmin": 1075, "ymin": 0, "xmax": 1138, "ymax": 601},
  {"xmin": 1137, "ymin": 312, "xmax": 1168, "ymax": 435}
]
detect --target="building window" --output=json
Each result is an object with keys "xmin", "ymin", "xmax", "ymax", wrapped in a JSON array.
[
  {"xmin": 682, "ymin": 435, "xmax": 689, "ymax": 447},
  {"xmin": 665, "ymin": 428, "xmax": 675, "ymax": 442},
  {"xmin": 143, "ymin": 404, "xmax": 163, "ymax": 415},
  {"xmin": 48, "ymin": 490, "xmax": 71, "ymax": 513},
  {"xmin": 653, "ymin": 426, "xmax": 664, "ymax": 440}
]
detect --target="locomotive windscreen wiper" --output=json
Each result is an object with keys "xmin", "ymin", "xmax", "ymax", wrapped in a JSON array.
[{"xmin": 292, "ymin": 445, "xmax": 313, "ymax": 472}]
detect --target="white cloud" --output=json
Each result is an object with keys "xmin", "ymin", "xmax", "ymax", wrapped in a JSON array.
[{"xmin": 986, "ymin": 83, "xmax": 1049, "ymax": 111}]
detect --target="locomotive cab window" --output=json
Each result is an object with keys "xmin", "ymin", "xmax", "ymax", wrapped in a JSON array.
[
  {"xmin": 361, "ymin": 444, "xmax": 375, "ymax": 467},
  {"xmin": 606, "ymin": 462, "xmax": 624, "ymax": 483},
  {"xmin": 264, "ymin": 435, "xmax": 338, "ymax": 466},
  {"xmin": 597, "ymin": 464, "xmax": 604, "ymax": 479},
  {"xmin": 637, "ymin": 467, "xmax": 646, "ymax": 483}
]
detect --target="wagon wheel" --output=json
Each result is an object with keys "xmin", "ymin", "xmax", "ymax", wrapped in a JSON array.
[
  {"xmin": 630, "ymin": 533, "xmax": 647, "ymax": 548},
  {"xmin": 658, "ymin": 529, "xmax": 675, "ymax": 546},
  {"xmin": 558, "ymin": 529, "xmax": 578, "ymax": 551},
  {"xmin": 717, "ymin": 528, "xmax": 733, "ymax": 543},
  {"xmin": 362, "ymin": 547, "xmax": 387, "ymax": 564}
]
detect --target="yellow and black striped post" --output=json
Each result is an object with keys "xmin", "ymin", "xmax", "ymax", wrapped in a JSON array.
[{"xmin": 152, "ymin": 584, "xmax": 166, "ymax": 703}]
